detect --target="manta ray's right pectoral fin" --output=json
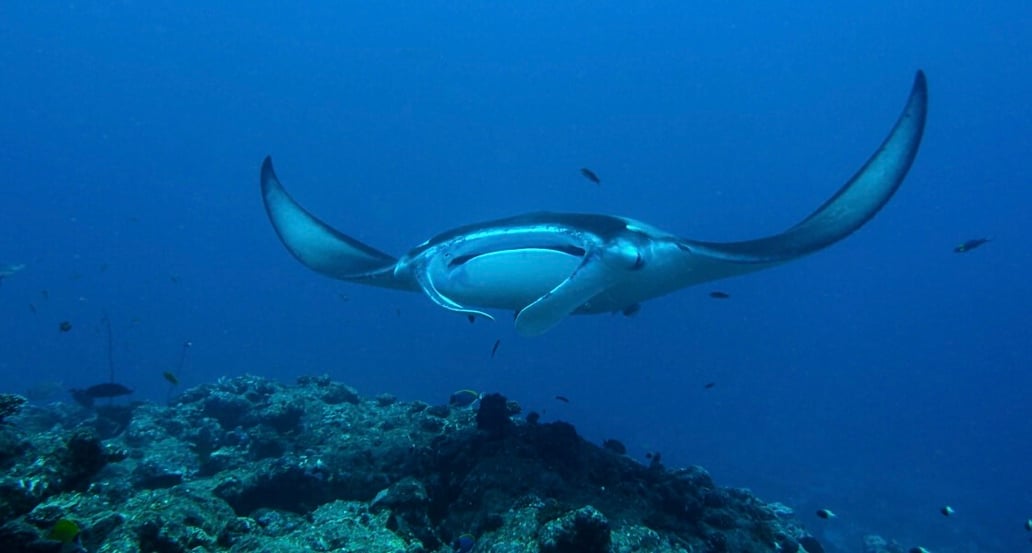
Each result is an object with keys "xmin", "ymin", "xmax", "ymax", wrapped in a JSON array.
[
  {"xmin": 683, "ymin": 70, "xmax": 928, "ymax": 265},
  {"xmin": 261, "ymin": 157, "xmax": 412, "ymax": 290}
]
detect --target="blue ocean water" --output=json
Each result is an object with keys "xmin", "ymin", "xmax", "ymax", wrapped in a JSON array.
[{"xmin": 1, "ymin": 2, "xmax": 1029, "ymax": 551}]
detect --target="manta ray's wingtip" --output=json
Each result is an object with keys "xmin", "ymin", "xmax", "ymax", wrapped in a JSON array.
[
  {"xmin": 912, "ymin": 69, "xmax": 927, "ymax": 100},
  {"xmin": 260, "ymin": 156, "xmax": 277, "ymax": 187}
]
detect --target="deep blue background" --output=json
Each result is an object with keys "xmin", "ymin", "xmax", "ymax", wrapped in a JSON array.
[{"xmin": 2, "ymin": 3, "xmax": 1030, "ymax": 551}]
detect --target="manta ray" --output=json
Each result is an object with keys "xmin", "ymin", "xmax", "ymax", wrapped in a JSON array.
[{"xmin": 261, "ymin": 71, "xmax": 927, "ymax": 336}]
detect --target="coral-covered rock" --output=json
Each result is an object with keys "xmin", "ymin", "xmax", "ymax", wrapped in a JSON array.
[{"xmin": 539, "ymin": 505, "xmax": 611, "ymax": 553}]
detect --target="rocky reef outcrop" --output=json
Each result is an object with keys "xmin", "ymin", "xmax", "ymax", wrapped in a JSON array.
[{"xmin": 0, "ymin": 375, "xmax": 821, "ymax": 552}]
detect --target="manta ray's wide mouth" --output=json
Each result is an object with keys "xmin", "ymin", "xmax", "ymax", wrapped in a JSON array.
[{"xmin": 447, "ymin": 244, "xmax": 587, "ymax": 268}]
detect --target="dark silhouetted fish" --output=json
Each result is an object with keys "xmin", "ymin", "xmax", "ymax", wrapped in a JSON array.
[
  {"xmin": 58, "ymin": 321, "xmax": 72, "ymax": 332},
  {"xmin": 704, "ymin": 382, "xmax": 716, "ymax": 389},
  {"xmin": 554, "ymin": 395, "xmax": 570, "ymax": 403},
  {"xmin": 70, "ymin": 382, "xmax": 133, "ymax": 408},
  {"xmin": 708, "ymin": 291, "xmax": 730, "ymax": 299},
  {"xmin": 490, "ymin": 339, "xmax": 501, "ymax": 358},
  {"xmin": 953, "ymin": 237, "xmax": 990, "ymax": 253},
  {"xmin": 580, "ymin": 167, "xmax": 600, "ymax": 184}
]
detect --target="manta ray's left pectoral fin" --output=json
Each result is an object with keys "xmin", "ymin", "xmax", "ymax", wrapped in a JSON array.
[
  {"xmin": 261, "ymin": 157, "xmax": 414, "ymax": 291},
  {"xmin": 515, "ymin": 251, "xmax": 618, "ymax": 336}
]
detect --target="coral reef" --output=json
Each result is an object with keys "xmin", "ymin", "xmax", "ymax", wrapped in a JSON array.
[
  {"xmin": 0, "ymin": 393, "xmax": 27, "ymax": 424},
  {"xmin": 0, "ymin": 374, "xmax": 822, "ymax": 552}
]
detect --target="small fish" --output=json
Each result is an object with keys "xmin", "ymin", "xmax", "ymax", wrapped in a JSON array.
[
  {"xmin": 1025, "ymin": 518, "xmax": 1032, "ymax": 531},
  {"xmin": 580, "ymin": 167, "xmax": 601, "ymax": 184},
  {"xmin": 621, "ymin": 303, "xmax": 641, "ymax": 317},
  {"xmin": 467, "ymin": 314, "xmax": 476, "ymax": 324},
  {"xmin": 940, "ymin": 505, "xmax": 954, "ymax": 517},
  {"xmin": 704, "ymin": 382, "xmax": 716, "ymax": 389},
  {"xmin": 909, "ymin": 547, "xmax": 930, "ymax": 553},
  {"xmin": 48, "ymin": 518, "xmax": 80, "ymax": 544},
  {"xmin": 815, "ymin": 508, "xmax": 836, "ymax": 519},
  {"xmin": 58, "ymin": 321, "xmax": 72, "ymax": 332},
  {"xmin": 554, "ymin": 395, "xmax": 570, "ymax": 403},
  {"xmin": 162, "ymin": 371, "xmax": 179, "ymax": 386},
  {"xmin": 708, "ymin": 291, "xmax": 730, "ymax": 299},
  {"xmin": 490, "ymin": 339, "xmax": 501, "ymax": 358},
  {"xmin": 453, "ymin": 534, "xmax": 476, "ymax": 553},
  {"xmin": 449, "ymin": 389, "xmax": 480, "ymax": 408},
  {"xmin": 953, "ymin": 237, "xmax": 990, "ymax": 253}
]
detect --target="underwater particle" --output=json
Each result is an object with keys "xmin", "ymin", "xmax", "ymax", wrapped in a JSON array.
[
  {"xmin": 48, "ymin": 518, "xmax": 81, "ymax": 543},
  {"xmin": 449, "ymin": 389, "xmax": 480, "ymax": 408},
  {"xmin": 602, "ymin": 439, "xmax": 627, "ymax": 455},
  {"xmin": 162, "ymin": 371, "xmax": 179, "ymax": 385},
  {"xmin": 491, "ymin": 339, "xmax": 501, "ymax": 358},
  {"xmin": 708, "ymin": 291, "xmax": 730, "ymax": 299},
  {"xmin": 453, "ymin": 533, "xmax": 476, "ymax": 553},
  {"xmin": 704, "ymin": 382, "xmax": 716, "ymax": 389},
  {"xmin": 554, "ymin": 395, "xmax": 570, "ymax": 403},
  {"xmin": 59, "ymin": 320, "xmax": 73, "ymax": 332},
  {"xmin": 580, "ymin": 167, "xmax": 601, "ymax": 184},
  {"xmin": 940, "ymin": 505, "xmax": 954, "ymax": 517},
  {"xmin": 953, "ymin": 237, "xmax": 990, "ymax": 253},
  {"xmin": 815, "ymin": 508, "xmax": 836, "ymax": 519}
]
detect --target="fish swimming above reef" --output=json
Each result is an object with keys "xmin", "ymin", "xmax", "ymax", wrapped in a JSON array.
[
  {"xmin": 580, "ymin": 167, "xmax": 601, "ymax": 184},
  {"xmin": 70, "ymin": 382, "xmax": 133, "ymax": 408},
  {"xmin": 260, "ymin": 72, "xmax": 927, "ymax": 336},
  {"xmin": 953, "ymin": 237, "xmax": 990, "ymax": 253}
]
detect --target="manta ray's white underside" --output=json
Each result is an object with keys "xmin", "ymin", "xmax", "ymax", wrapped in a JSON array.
[{"xmin": 261, "ymin": 72, "xmax": 928, "ymax": 336}]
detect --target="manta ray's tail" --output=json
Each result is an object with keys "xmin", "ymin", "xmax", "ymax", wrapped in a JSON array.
[
  {"xmin": 685, "ymin": 70, "xmax": 928, "ymax": 263},
  {"xmin": 260, "ymin": 157, "xmax": 412, "ymax": 290}
]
